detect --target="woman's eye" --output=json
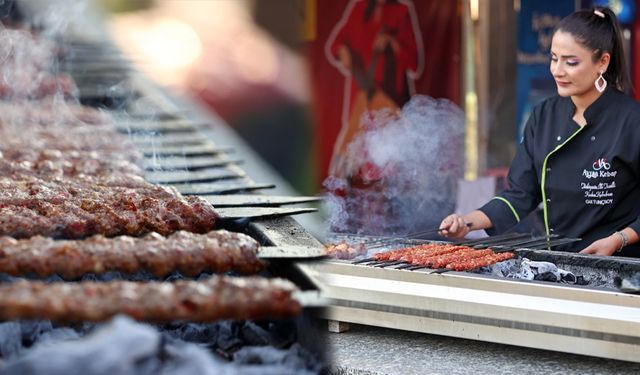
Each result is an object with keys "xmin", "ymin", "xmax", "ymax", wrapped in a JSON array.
[
  {"xmin": 550, "ymin": 55, "xmax": 558, "ymax": 62},
  {"xmin": 567, "ymin": 60, "xmax": 579, "ymax": 66}
]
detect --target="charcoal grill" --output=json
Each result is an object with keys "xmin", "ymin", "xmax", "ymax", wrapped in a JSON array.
[
  {"xmin": 300, "ymin": 233, "xmax": 640, "ymax": 363},
  {"xmin": 0, "ymin": 23, "xmax": 326, "ymax": 373}
]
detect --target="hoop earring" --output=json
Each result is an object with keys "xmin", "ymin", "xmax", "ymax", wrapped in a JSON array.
[{"xmin": 595, "ymin": 72, "xmax": 607, "ymax": 93}]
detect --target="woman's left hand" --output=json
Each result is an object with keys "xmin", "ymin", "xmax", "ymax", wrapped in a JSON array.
[{"xmin": 579, "ymin": 235, "xmax": 620, "ymax": 256}]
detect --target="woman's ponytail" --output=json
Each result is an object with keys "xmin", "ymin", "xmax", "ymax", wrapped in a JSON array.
[{"xmin": 556, "ymin": 7, "xmax": 630, "ymax": 92}]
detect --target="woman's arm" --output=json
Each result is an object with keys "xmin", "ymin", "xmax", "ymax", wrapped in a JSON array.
[{"xmin": 580, "ymin": 227, "xmax": 639, "ymax": 256}]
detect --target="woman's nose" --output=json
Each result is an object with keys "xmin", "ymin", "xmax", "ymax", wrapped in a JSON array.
[{"xmin": 551, "ymin": 63, "xmax": 563, "ymax": 76}]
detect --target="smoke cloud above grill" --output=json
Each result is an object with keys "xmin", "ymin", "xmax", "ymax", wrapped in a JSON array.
[
  {"xmin": 0, "ymin": 27, "xmax": 76, "ymax": 100},
  {"xmin": 323, "ymin": 95, "xmax": 465, "ymax": 237}
]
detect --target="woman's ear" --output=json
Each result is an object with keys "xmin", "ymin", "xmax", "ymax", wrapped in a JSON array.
[{"xmin": 599, "ymin": 52, "xmax": 611, "ymax": 72}]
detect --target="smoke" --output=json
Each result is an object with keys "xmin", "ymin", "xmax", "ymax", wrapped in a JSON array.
[
  {"xmin": 0, "ymin": 0, "xmax": 191, "ymax": 172},
  {"xmin": 0, "ymin": 0, "xmax": 99, "ymax": 101},
  {"xmin": 0, "ymin": 1, "xmax": 145, "ymax": 175},
  {"xmin": 323, "ymin": 95, "xmax": 465, "ymax": 237},
  {"xmin": 0, "ymin": 27, "xmax": 71, "ymax": 100}
]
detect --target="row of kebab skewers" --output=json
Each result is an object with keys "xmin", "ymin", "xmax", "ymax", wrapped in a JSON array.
[
  {"xmin": 368, "ymin": 243, "xmax": 515, "ymax": 271},
  {"xmin": 0, "ymin": 30, "xmax": 302, "ymax": 323},
  {"xmin": 325, "ymin": 241, "xmax": 516, "ymax": 272}
]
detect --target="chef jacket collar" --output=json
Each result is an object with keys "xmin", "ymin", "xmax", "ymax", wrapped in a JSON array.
[{"xmin": 565, "ymin": 86, "xmax": 616, "ymax": 126}]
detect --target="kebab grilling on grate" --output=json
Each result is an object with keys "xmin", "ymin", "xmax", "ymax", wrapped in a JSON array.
[
  {"xmin": 325, "ymin": 241, "xmax": 367, "ymax": 260},
  {"xmin": 0, "ymin": 25, "xmax": 310, "ymax": 335},
  {"xmin": 0, "ymin": 195, "xmax": 218, "ymax": 239},
  {"xmin": 0, "ymin": 164, "xmax": 220, "ymax": 239},
  {"xmin": 372, "ymin": 243, "xmax": 514, "ymax": 271},
  {"xmin": 1, "ymin": 125, "xmax": 141, "ymax": 163},
  {"xmin": 0, "ymin": 230, "xmax": 265, "ymax": 278},
  {"xmin": 0, "ymin": 150, "xmax": 143, "ymax": 179},
  {"xmin": 0, "ymin": 275, "xmax": 301, "ymax": 323}
]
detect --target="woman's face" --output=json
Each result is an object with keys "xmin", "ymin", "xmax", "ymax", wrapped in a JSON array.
[{"xmin": 550, "ymin": 31, "xmax": 609, "ymax": 98}]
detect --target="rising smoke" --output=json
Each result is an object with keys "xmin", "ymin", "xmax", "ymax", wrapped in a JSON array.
[{"xmin": 323, "ymin": 95, "xmax": 465, "ymax": 237}]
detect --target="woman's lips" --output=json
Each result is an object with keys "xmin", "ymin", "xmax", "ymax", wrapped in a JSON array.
[{"xmin": 556, "ymin": 81, "xmax": 570, "ymax": 87}]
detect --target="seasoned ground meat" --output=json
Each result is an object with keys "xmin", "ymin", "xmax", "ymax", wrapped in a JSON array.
[
  {"xmin": 0, "ymin": 230, "xmax": 264, "ymax": 278},
  {"xmin": 0, "ymin": 276, "xmax": 301, "ymax": 322}
]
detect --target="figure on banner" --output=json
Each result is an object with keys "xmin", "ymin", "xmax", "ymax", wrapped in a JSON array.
[{"xmin": 325, "ymin": 0, "xmax": 424, "ymax": 178}]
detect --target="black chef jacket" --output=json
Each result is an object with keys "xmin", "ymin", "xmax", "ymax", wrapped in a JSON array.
[{"xmin": 479, "ymin": 87, "xmax": 640, "ymax": 257}]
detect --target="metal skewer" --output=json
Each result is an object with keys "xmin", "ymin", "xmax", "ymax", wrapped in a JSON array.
[{"xmin": 365, "ymin": 223, "xmax": 473, "ymax": 249}]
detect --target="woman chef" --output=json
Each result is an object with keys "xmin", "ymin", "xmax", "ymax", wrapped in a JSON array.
[{"xmin": 440, "ymin": 7, "xmax": 640, "ymax": 257}]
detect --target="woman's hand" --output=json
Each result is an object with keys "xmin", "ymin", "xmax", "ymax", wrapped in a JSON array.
[
  {"xmin": 579, "ymin": 235, "xmax": 621, "ymax": 256},
  {"xmin": 439, "ymin": 214, "xmax": 470, "ymax": 239}
]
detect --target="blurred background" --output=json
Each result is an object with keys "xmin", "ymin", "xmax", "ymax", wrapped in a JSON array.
[
  {"xmin": 98, "ymin": 0, "xmax": 640, "ymax": 237},
  {"xmin": 105, "ymin": 0, "xmax": 316, "ymax": 196}
]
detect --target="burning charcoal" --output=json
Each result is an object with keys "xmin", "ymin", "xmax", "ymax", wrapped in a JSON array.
[
  {"xmin": 574, "ymin": 275, "xmax": 588, "ymax": 285},
  {"xmin": 487, "ymin": 258, "xmax": 519, "ymax": 277},
  {"xmin": 508, "ymin": 260, "xmax": 530, "ymax": 278},
  {"xmin": 264, "ymin": 321, "xmax": 297, "ymax": 349},
  {"xmin": 0, "ymin": 316, "xmax": 323, "ymax": 375},
  {"xmin": 163, "ymin": 323, "xmax": 216, "ymax": 343},
  {"xmin": 197, "ymin": 272, "xmax": 213, "ymax": 281},
  {"xmin": 37, "ymin": 328, "xmax": 80, "ymax": 343},
  {"xmin": 534, "ymin": 272, "xmax": 560, "ymax": 282},
  {"xmin": 155, "ymin": 342, "xmax": 232, "ymax": 375},
  {"xmin": 233, "ymin": 343, "xmax": 322, "ymax": 375},
  {"xmin": 488, "ymin": 258, "xmax": 579, "ymax": 284},
  {"xmin": 19, "ymin": 321, "xmax": 53, "ymax": 347},
  {"xmin": 559, "ymin": 270, "xmax": 578, "ymax": 284},
  {"xmin": 614, "ymin": 274, "xmax": 640, "ymax": 294},
  {"xmin": 215, "ymin": 322, "xmax": 244, "ymax": 353},
  {"xmin": 46, "ymin": 274, "xmax": 64, "ymax": 282},
  {"xmin": 0, "ymin": 322, "xmax": 21, "ymax": 358},
  {"xmin": 529, "ymin": 261, "xmax": 561, "ymax": 282},
  {"xmin": 165, "ymin": 272, "xmax": 186, "ymax": 282},
  {"xmin": 0, "ymin": 316, "xmax": 162, "ymax": 375},
  {"xmin": 240, "ymin": 322, "xmax": 273, "ymax": 346},
  {"xmin": 81, "ymin": 272, "xmax": 125, "ymax": 282}
]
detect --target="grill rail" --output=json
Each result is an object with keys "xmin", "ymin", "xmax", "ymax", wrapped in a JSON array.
[
  {"xmin": 301, "ymin": 259, "xmax": 640, "ymax": 363},
  {"xmin": 302, "ymin": 234, "xmax": 640, "ymax": 362}
]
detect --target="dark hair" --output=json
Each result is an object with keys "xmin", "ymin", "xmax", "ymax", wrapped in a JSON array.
[{"xmin": 555, "ymin": 7, "xmax": 630, "ymax": 92}]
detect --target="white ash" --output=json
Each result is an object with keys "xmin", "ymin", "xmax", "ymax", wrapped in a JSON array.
[
  {"xmin": 0, "ymin": 316, "xmax": 323, "ymax": 375},
  {"xmin": 0, "ymin": 323, "xmax": 21, "ymax": 359},
  {"xmin": 615, "ymin": 274, "xmax": 640, "ymax": 293},
  {"xmin": 479, "ymin": 258, "xmax": 579, "ymax": 284},
  {"xmin": 232, "ymin": 344, "xmax": 321, "ymax": 375}
]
